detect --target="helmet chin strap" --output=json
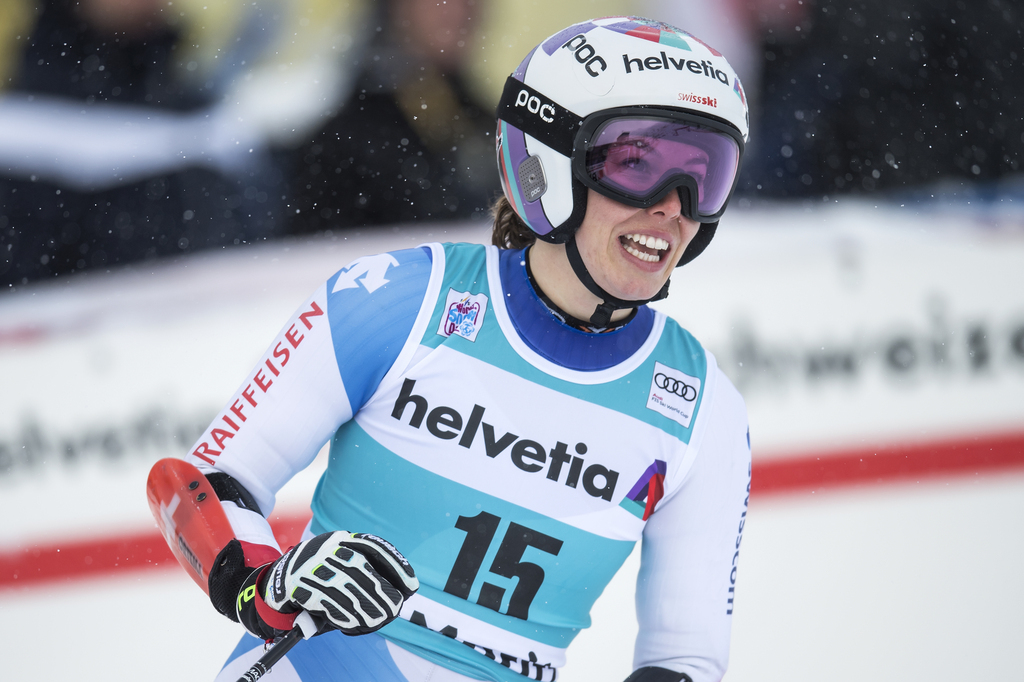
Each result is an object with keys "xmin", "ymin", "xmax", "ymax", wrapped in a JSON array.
[{"xmin": 564, "ymin": 234, "xmax": 670, "ymax": 327}]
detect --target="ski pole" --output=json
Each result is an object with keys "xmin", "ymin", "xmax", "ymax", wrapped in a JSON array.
[{"xmin": 236, "ymin": 611, "xmax": 318, "ymax": 682}]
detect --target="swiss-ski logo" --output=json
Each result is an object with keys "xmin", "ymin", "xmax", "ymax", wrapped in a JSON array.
[{"xmin": 437, "ymin": 289, "xmax": 488, "ymax": 342}]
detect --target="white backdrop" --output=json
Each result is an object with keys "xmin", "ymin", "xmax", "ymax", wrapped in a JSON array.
[{"xmin": 2, "ymin": 202, "xmax": 1023, "ymax": 681}]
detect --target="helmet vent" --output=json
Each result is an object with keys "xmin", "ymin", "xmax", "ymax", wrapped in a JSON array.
[{"xmin": 518, "ymin": 155, "xmax": 547, "ymax": 202}]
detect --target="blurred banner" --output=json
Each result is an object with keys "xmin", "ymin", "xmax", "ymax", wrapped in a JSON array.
[
  {"xmin": 2, "ymin": 202, "xmax": 1022, "ymax": 563},
  {"xmin": 0, "ymin": 203, "xmax": 1022, "ymax": 680},
  {"xmin": 1, "ymin": 1, "xmax": 1022, "ymax": 679}
]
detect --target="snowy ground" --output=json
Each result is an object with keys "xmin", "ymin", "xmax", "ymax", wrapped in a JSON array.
[
  {"xmin": 2, "ymin": 202, "xmax": 1023, "ymax": 681},
  {"xmin": 4, "ymin": 471, "xmax": 1023, "ymax": 682}
]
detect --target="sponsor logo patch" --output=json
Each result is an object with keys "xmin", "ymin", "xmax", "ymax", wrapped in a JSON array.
[
  {"xmin": 622, "ymin": 51, "xmax": 731, "ymax": 86},
  {"xmin": 677, "ymin": 92, "xmax": 718, "ymax": 108},
  {"xmin": 391, "ymin": 378, "xmax": 619, "ymax": 502},
  {"xmin": 513, "ymin": 88, "xmax": 557, "ymax": 123},
  {"xmin": 646, "ymin": 361, "xmax": 701, "ymax": 428},
  {"xmin": 561, "ymin": 34, "xmax": 608, "ymax": 77},
  {"xmin": 438, "ymin": 289, "xmax": 488, "ymax": 342}
]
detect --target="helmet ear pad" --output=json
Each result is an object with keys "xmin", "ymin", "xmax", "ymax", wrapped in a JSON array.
[
  {"xmin": 536, "ymin": 175, "xmax": 590, "ymax": 245},
  {"xmin": 497, "ymin": 110, "xmax": 589, "ymax": 245},
  {"xmin": 677, "ymin": 220, "xmax": 717, "ymax": 266}
]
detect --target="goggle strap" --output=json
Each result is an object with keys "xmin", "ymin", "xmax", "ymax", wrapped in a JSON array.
[
  {"xmin": 564, "ymin": 234, "xmax": 670, "ymax": 326},
  {"xmin": 497, "ymin": 76, "xmax": 582, "ymax": 158}
]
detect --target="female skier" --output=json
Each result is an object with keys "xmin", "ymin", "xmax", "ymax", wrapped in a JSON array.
[{"xmin": 191, "ymin": 16, "xmax": 752, "ymax": 682}]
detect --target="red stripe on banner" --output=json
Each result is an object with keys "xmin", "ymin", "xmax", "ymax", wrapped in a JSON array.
[
  {"xmin": 0, "ymin": 514, "xmax": 309, "ymax": 591},
  {"xmin": 2, "ymin": 431, "xmax": 1023, "ymax": 591},
  {"xmin": 753, "ymin": 430, "xmax": 1024, "ymax": 496}
]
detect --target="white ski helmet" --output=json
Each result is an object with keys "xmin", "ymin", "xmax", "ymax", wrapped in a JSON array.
[{"xmin": 496, "ymin": 16, "xmax": 749, "ymax": 267}]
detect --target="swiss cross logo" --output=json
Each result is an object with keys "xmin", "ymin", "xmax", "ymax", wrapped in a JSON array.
[{"xmin": 437, "ymin": 289, "xmax": 488, "ymax": 342}]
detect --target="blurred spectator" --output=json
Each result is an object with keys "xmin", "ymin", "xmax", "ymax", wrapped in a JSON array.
[
  {"xmin": 741, "ymin": 0, "xmax": 1024, "ymax": 198},
  {"xmin": 642, "ymin": 0, "xmax": 809, "ymax": 120},
  {"xmin": 639, "ymin": 0, "xmax": 809, "ymax": 205},
  {"xmin": 283, "ymin": 0, "xmax": 498, "ymax": 233},
  {"xmin": 17, "ymin": 0, "xmax": 227, "ymax": 109},
  {"xmin": 0, "ymin": 0, "xmax": 285, "ymax": 289}
]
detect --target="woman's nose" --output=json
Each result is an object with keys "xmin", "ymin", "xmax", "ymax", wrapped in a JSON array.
[{"xmin": 647, "ymin": 188, "xmax": 682, "ymax": 220}]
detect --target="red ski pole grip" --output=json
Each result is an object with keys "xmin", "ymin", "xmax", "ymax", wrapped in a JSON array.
[{"xmin": 146, "ymin": 457, "xmax": 237, "ymax": 594}]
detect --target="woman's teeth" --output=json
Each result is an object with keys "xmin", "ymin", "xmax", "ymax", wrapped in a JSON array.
[{"xmin": 623, "ymin": 234, "xmax": 669, "ymax": 263}]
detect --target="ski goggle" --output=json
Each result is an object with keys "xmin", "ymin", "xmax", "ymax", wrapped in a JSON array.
[{"xmin": 572, "ymin": 109, "xmax": 743, "ymax": 221}]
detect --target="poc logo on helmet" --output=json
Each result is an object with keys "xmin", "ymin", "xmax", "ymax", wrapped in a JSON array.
[
  {"xmin": 562, "ymin": 34, "xmax": 607, "ymax": 77},
  {"xmin": 514, "ymin": 89, "xmax": 556, "ymax": 123}
]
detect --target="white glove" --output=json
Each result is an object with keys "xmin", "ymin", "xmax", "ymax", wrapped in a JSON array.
[{"xmin": 263, "ymin": 531, "xmax": 419, "ymax": 635}]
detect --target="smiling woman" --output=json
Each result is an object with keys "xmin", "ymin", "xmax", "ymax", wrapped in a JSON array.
[
  {"xmin": 162, "ymin": 16, "xmax": 754, "ymax": 682},
  {"xmin": 492, "ymin": 16, "xmax": 747, "ymax": 328},
  {"xmin": 529, "ymin": 189, "xmax": 699, "ymax": 325}
]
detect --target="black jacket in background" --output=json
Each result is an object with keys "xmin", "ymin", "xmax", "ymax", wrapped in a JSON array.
[
  {"xmin": 0, "ymin": 0, "xmax": 283, "ymax": 288},
  {"xmin": 285, "ymin": 45, "xmax": 498, "ymax": 234}
]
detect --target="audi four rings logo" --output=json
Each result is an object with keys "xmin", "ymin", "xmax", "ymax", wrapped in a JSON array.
[
  {"xmin": 647, "ymin": 362, "xmax": 701, "ymax": 428},
  {"xmin": 654, "ymin": 372, "xmax": 697, "ymax": 401}
]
